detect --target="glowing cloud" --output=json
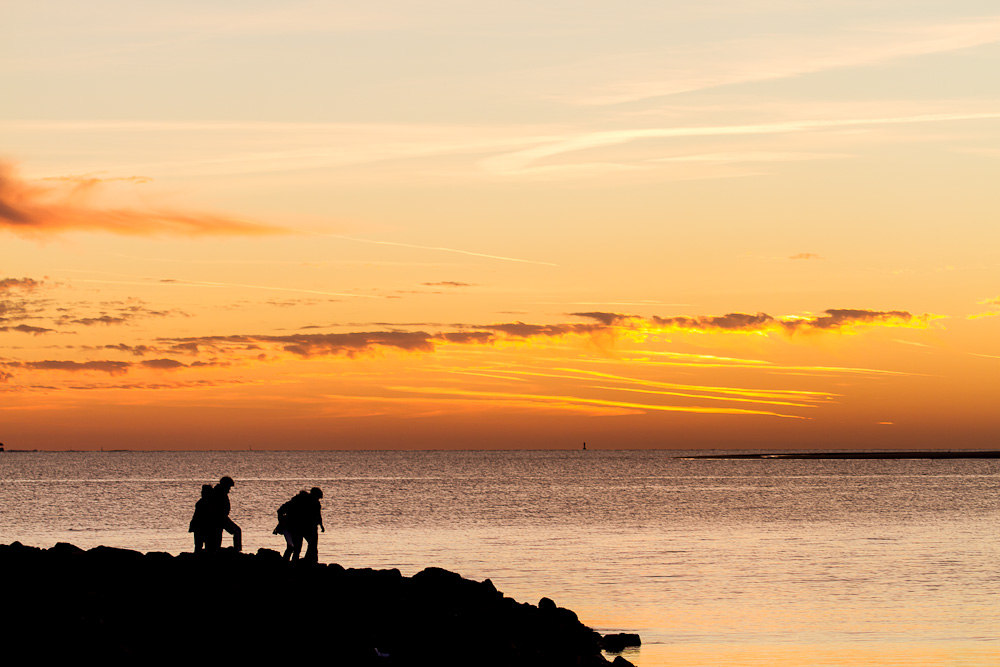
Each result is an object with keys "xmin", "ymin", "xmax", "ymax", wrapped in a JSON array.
[
  {"xmin": 0, "ymin": 163, "xmax": 284, "ymax": 237},
  {"xmin": 573, "ymin": 309, "xmax": 939, "ymax": 335}
]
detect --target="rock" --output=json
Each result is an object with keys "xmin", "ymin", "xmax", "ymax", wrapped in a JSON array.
[
  {"xmin": 145, "ymin": 551, "xmax": 174, "ymax": 563},
  {"xmin": 50, "ymin": 542, "xmax": 84, "ymax": 555},
  {"xmin": 611, "ymin": 656, "xmax": 637, "ymax": 667},
  {"xmin": 1, "ymin": 541, "xmax": 635, "ymax": 666},
  {"xmin": 86, "ymin": 545, "xmax": 144, "ymax": 563},
  {"xmin": 254, "ymin": 547, "xmax": 284, "ymax": 563},
  {"xmin": 601, "ymin": 632, "xmax": 642, "ymax": 652}
]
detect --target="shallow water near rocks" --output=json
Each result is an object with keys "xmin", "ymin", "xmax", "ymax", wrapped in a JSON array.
[{"xmin": 2, "ymin": 449, "xmax": 998, "ymax": 666}]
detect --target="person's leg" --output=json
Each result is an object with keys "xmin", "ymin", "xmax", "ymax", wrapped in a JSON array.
[
  {"xmin": 303, "ymin": 528, "xmax": 318, "ymax": 563},
  {"xmin": 206, "ymin": 529, "xmax": 223, "ymax": 551},
  {"xmin": 222, "ymin": 518, "xmax": 242, "ymax": 551}
]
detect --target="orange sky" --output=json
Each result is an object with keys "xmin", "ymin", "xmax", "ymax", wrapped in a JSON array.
[{"xmin": 3, "ymin": 2, "xmax": 1000, "ymax": 450}]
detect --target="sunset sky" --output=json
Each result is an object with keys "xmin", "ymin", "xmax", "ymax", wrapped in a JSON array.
[{"xmin": 2, "ymin": 1, "xmax": 999, "ymax": 450}]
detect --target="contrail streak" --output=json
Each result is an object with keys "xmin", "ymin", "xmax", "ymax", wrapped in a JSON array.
[
  {"xmin": 319, "ymin": 234, "xmax": 559, "ymax": 267},
  {"xmin": 484, "ymin": 111, "xmax": 1000, "ymax": 174}
]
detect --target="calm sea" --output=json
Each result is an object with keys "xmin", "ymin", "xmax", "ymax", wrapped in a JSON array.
[{"xmin": 1, "ymin": 449, "xmax": 997, "ymax": 666}]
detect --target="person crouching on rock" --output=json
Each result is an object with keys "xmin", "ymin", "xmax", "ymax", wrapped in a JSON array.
[
  {"xmin": 274, "ymin": 487, "xmax": 325, "ymax": 562},
  {"xmin": 274, "ymin": 490, "xmax": 309, "ymax": 561}
]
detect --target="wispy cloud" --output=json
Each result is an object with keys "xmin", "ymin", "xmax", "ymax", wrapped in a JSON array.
[
  {"xmin": 0, "ymin": 275, "xmax": 51, "ymax": 326},
  {"xmin": 484, "ymin": 322, "xmax": 606, "ymax": 338},
  {"xmin": 64, "ymin": 272, "xmax": 379, "ymax": 299},
  {"xmin": 390, "ymin": 386, "xmax": 808, "ymax": 419},
  {"xmin": 2, "ymin": 122, "xmax": 559, "ymax": 179},
  {"xmin": 473, "ymin": 366, "xmax": 831, "ymax": 409},
  {"xmin": 0, "ymin": 162, "xmax": 285, "ymax": 237},
  {"xmin": 567, "ymin": 352, "xmax": 915, "ymax": 377},
  {"xmin": 320, "ymin": 234, "xmax": 558, "ymax": 267},
  {"xmin": 0, "ymin": 324, "xmax": 55, "ymax": 335},
  {"xmin": 316, "ymin": 391, "xmax": 640, "ymax": 418},
  {"xmin": 48, "ymin": 297, "xmax": 181, "ymax": 329},
  {"xmin": 0, "ymin": 277, "xmax": 44, "ymax": 293},
  {"xmin": 481, "ymin": 112, "xmax": 1000, "ymax": 175},
  {"xmin": 654, "ymin": 152, "xmax": 848, "ymax": 165},
  {"xmin": 160, "ymin": 331, "xmax": 439, "ymax": 359},
  {"xmin": 3, "ymin": 360, "xmax": 132, "ymax": 376},
  {"xmin": 568, "ymin": 17, "xmax": 1000, "ymax": 105},
  {"xmin": 893, "ymin": 339, "xmax": 934, "ymax": 348}
]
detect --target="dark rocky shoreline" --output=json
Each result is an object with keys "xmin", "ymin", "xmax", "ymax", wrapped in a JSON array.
[{"xmin": 1, "ymin": 541, "xmax": 639, "ymax": 665}]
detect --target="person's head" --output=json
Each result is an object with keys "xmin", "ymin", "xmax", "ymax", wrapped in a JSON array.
[
  {"xmin": 310, "ymin": 487, "xmax": 323, "ymax": 500},
  {"xmin": 201, "ymin": 484, "xmax": 212, "ymax": 498},
  {"xmin": 219, "ymin": 476, "xmax": 235, "ymax": 493}
]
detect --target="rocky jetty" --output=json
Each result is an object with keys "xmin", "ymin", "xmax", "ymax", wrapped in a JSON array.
[{"xmin": 1, "ymin": 542, "xmax": 636, "ymax": 665}]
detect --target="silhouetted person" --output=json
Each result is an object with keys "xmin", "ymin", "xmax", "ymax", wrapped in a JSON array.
[
  {"xmin": 302, "ymin": 487, "xmax": 325, "ymax": 563},
  {"xmin": 208, "ymin": 476, "xmax": 242, "ymax": 552},
  {"xmin": 274, "ymin": 490, "xmax": 309, "ymax": 561},
  {"xmin": 188, "ymin": 484, "xmax": 214, "ymax": 553}
]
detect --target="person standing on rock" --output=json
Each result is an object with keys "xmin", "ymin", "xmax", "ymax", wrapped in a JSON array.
[
  {"xmin": 301, "ymin": 487, "xmax": 325, "ymax": 563},
  {"xmin": 209, "ymin": 476, "xmax": 242, "ymax": 552},
  {"xmin": 188, "ymin": 483, "xmax": 214, "ymax": 553}
]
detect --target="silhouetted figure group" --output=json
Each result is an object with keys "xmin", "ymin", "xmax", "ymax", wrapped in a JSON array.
[
  {"xmin": 188, "ymin": 477, "xmax": 325, "ymax": 562},
  {"xmin": 274, "ymin": 487, "xmax": 325, "ymax": 563},
  {"xmin": 188, "ymin": 476, "xmax": 242, "ymax": 553}
]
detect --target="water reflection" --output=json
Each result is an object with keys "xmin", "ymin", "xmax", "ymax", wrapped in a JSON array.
[{"xmin": 2, "ymin": 450, "xmax": 998, "ymax": 667}]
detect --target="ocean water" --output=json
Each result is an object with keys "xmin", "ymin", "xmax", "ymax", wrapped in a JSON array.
[{"xmin": 1, "ymin": 449, "xmax": 998, "ymax": 666}]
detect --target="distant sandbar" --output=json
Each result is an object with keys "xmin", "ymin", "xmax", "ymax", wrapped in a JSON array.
[{"xmin": 683, "ymin": 451, "xmax": 1000, "ymax": 460}]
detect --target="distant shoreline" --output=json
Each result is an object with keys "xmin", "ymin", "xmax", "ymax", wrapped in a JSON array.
[
  {"xmin": 3, "ymin": 447, "xmax": 1000, "ymax": 455},
  {"xmin": 682, "ymin": 451, "xmax": 1000, "ymax": 459}
]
